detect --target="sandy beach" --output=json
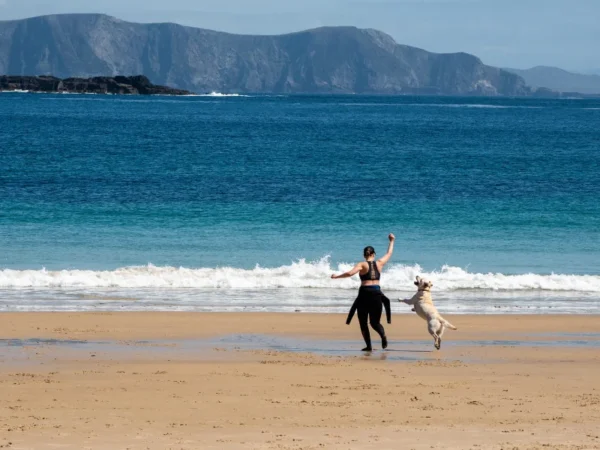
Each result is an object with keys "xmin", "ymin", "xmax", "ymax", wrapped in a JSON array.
[{"xmin": 1, "ymin": 313, "xmax": 600, "ymax": 449}]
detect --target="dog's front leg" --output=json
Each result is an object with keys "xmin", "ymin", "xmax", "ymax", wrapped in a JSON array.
[{"xmin": 399, "ymin": 299, "xmax": 416, "ymax": 312}]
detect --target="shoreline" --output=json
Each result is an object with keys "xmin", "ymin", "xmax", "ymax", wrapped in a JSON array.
[
  {"xmin": 3, "ymin": 311, "xmax": 600, "ymax": 340},
  {"xmin": 0, "ymin": 75, "xmax": 191, "ymax": 95}
]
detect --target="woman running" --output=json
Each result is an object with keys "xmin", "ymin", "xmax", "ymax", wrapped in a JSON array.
[{"xmin": 331, "ymin": 234, "xmax": 395, "ymax": 351}]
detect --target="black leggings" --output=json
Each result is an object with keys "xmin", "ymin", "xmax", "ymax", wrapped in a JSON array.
[{"xmin": 355, "ymin": 287, "xmax": 387, "ymax": 349}]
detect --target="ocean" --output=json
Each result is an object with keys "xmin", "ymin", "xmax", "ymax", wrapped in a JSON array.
[{"xmin": 1, "ymin": 93, "xmax": 599, "ymax": 314}]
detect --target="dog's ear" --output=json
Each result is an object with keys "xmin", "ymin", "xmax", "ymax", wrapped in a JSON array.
[
  {"xmin": 415, "ymin": 276, "xmax": 421, "ymax": 282},
  {"xmin": 428, "ymin": 281, "xmax": 433, "ymax": 288}
]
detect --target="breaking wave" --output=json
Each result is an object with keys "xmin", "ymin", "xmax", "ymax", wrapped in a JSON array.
[
  {"xmin": 1, "ymin": 258, "xmax": 599, "ymax": 292},
  {"xmin": 198, "ymin": 92, "xmax": 249, "ymax": 97}
]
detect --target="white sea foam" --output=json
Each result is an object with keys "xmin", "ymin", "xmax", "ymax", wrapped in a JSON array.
[
  {"xmin": 198, "ymin": 92, "xmax": 248, "ymax": 97},
  {"xmin": 1, "ymin": 259, "xmax": 599, "ymax": 292},
  {"xmin": 339, "ymin": 103, "xmax": 543, "ymax": 109},
  {"xmin": 416, "ymin": 103, "xmax": 543, "ymax": 109}
]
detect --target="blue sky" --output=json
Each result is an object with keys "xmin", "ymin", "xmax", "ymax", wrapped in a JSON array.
[{"xmin": 0, "ymin": 0, "xmax": 598, "ymax": 73}]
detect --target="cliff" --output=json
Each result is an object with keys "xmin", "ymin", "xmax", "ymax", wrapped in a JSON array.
[{"xmin": 0, "ymin": 14, "xmax": 529, "ymax": 95}]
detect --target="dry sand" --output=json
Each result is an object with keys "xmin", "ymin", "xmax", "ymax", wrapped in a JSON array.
[{"xmin": 1, "ymin": 313, "xmax": 600, "ymax": 449}]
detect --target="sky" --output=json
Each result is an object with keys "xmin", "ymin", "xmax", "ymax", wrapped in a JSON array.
[{"xmin": 0, "ymin": 0, "xmax": 598, "ymax": 73}]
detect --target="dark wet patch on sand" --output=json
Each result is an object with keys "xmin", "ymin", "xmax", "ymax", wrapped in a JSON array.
[{"xmin": 2, "ymin": 333, "xmax": 599, "ymax": 368}]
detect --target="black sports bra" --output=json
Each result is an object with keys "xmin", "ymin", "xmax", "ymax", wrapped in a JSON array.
[{"xmin": 360, "ymin": 261, "xmax": 381, "ymax": 281}]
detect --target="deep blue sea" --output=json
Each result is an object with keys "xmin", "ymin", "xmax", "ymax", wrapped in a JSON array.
[{"xmin": 1, "ymin": 93, "xmax": 599, "ymax": 313}]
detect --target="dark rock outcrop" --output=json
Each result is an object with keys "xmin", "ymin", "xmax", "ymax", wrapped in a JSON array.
[
  {"xmin": 0, "ymin": 75, "xmax": 191, "ymax": 94},
  {"xmin": 0, "ymin": 13, "xmax": 530, "ymax": 95}
]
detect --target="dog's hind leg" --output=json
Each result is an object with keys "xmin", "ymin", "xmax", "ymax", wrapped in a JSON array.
[
  {"xmin": 428, "ymin": 319, "xmax": 441, "ymax": 350},
  {"xmin": 438, "ymin": 323, "xmax": 446, "ymax": 338},
  {"xmin": 437, "ymin": 324, "xmax": 446, "ymax": 349}
]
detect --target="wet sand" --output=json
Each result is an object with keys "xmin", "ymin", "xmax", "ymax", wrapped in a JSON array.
[{"xmin": 1, "ymin": 313, "xmax": 600, "ymax": 449}]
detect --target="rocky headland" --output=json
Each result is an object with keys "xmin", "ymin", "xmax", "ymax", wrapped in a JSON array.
[
  {"xmin": 0, "ymin": 75, "xmax": 191, "ymax": 95},
  {"xmin": 0, "ymin": 14, "xmax": 529, "ymax": 96}
]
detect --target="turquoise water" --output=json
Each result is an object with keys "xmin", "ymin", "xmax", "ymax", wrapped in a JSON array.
[{"xmin": 1, "ymin": 93, "xmax": 599, "ymax": 313}]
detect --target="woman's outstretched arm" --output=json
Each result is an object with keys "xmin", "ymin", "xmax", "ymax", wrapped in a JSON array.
[
  {"xmin": 331, "ymin": 263, "xmax": 363, "ymax": 279},
  {"xmin": 377, "ymin": 233, "xmax": 395, "ymax": 266}
]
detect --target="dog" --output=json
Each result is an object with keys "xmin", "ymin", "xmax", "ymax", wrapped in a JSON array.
[{"xmin": 399, "ymin": 276, "xmax": 457, "ymax": 350}]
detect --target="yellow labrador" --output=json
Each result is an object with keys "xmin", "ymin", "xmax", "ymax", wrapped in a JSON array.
[{"xmin": 400, "ymin": 276, "xmax": 457, "ymax": 350}]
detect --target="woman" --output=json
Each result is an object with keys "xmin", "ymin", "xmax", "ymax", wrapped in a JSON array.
[{"xmin": 331, "ymin": 234, "xmax": 395, "ymax": 351}]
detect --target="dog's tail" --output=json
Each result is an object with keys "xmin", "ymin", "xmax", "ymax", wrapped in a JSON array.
[{"xmin": 441, "ymin": 318, "xmax": 458, "ymax": 330}]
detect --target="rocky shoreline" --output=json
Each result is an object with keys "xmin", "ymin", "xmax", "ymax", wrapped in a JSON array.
[{"xmin": 0, "ymin": 75, "xmax": 191, "ymax": 95}]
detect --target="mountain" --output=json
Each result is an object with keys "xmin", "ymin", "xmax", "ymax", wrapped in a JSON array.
[
  {"xmin": 0, "ymin": 13, "xmax": 528, "ymax": 95},
  {"xmin": 505, "ymin": 66, "xmax": 600, "ymax": 95}
]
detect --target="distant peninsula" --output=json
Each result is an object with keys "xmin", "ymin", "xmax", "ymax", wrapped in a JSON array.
[
  {"xmin": 0, "ymin": 13, "xmax": 529, "ymax": 96},
  {"xmin": 0, "ymin": 75, "xmax": 191, "ymax": 95},
  {"xmin": 504, "ymin": 66, "xmax": 600, "ymax": 96}
]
